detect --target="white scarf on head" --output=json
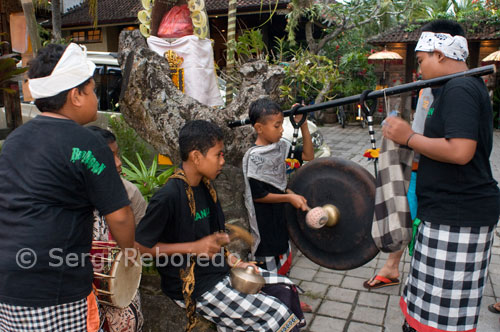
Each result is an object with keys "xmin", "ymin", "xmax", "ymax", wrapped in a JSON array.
[
  {"xmin": 415, "ymin": 31, "xmax": 469, "ymax": 62},
  {"xmin": 28, "ymin": 43, "xmax": 96, "ymax": 99}
]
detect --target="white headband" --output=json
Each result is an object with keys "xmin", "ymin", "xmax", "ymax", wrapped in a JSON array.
[
  {"xmin": 415, "ymin": 31, "xmax": 469, "ymax": 62},
  {"xmin": 28, "ymin": 43, "xmax": 96, "ymax": 99}
]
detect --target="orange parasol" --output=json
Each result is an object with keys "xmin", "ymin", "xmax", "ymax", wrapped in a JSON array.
[
  {"xmin": 368, "ymin": 47, "xmax": 403, "ymax": 86},
  {"xmin": 482, "ymin": 50, "xmax": 500, "ymax": 65}
]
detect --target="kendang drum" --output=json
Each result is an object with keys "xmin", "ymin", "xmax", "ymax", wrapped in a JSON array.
[{"xmin": 90, "ymin": 241, "xmax": 142, "ymax": 309}]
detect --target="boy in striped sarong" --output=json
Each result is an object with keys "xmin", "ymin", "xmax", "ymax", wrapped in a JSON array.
[{"xmin": 382, "ymin": 19, "xmax": 500, "ymax": 332}]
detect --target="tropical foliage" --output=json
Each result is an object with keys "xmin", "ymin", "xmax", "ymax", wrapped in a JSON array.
[
  {"xmin": 0, "ymin": 35, "xmax": 28, "ymax": 95},
  {"xmin": 108, "ymin": 114, "xmax": 156, "ymax": 167},
  {"xmin": 122, "ymin": 153, "xmax": 175, "ymax": 202},
  {"xmin": 280, "ymin": 49, "xmax": 339, "ymax": 106}
]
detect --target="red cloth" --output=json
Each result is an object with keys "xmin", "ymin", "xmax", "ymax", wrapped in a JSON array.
[{"xmin": 157, "ymin": 5, "xmax": 193, "ymax": 38}]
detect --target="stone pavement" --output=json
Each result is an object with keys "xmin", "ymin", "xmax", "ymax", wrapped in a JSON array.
[{"xmin": 288, "ymin": 123, "xmax": 500, "ymax": 332}]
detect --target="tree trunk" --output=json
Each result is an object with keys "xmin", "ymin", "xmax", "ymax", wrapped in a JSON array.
[
  {"xmin": 20, "ymin": 0, "xmax": 41, "ymax": 54},
  {"xmin": 51, "ymin": 0, "xmax": 62, "ymax": 41},
  {"xmin": 117, "ymin": 30, "xmax": 286, "ymax": 167}
]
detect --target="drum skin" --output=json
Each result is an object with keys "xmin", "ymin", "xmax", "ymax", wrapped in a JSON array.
[
  {"xmin": 91, "ymin": 241, "xmax": 142, "ymax": 308},
  {"xmin": 286, "ymin": 157, "xmax": 379, "ymax": 270}
]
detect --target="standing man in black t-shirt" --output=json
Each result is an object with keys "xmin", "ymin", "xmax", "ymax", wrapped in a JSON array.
[
  {"xmin": 382, "ymin": 20, "xmax": 500, "ymax": 332},
  {"xmin": 0, "ymin": 44, "xmax": 136, "ymax": 332}
]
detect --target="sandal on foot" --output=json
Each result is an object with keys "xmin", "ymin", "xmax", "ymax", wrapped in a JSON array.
[
  {"xmin": 488, "ymin": 304, "xmax": 500, "ymax": 314},
  {"xmin": 363, "ymin": 275, "xmax": 400, "ymax": 289}
]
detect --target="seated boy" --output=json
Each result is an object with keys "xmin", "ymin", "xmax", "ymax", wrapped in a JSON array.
[
  {"xmin": 243, "ymin": 98, "xmax": 314, "ymax": 274},
  {"xmin": 87, "ymin": 126, "xmax": 146, "ymax": 332},
  {"xmin": 135, "ymin": 120, "xmax": 303, "ymax": 331},
  {"xmin": 0, "ymin": 44, "xmax": 136, "ymax": 331}
]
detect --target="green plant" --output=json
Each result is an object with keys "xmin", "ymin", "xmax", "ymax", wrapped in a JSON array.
[
  {"xmin": 107, "ymin": 114, "xmax": 155, "ymax": 166},
  {"xmin": 335, "ymin": 50, "xmax": 376, "ymax": 97},
  {"xmin": 279, "ymin": 49, "xmax": 339, "ymax": 107},
  {"xmin": 0, "ymin": 35, "xmax": 28, "ymax": 95},
  {"xmin": 235, "ymin": 28, "xmax": 268, "ymax": 61},
  {"xmin": 122, "ymin": 153, "xmax": 175, "ymax": 202}
]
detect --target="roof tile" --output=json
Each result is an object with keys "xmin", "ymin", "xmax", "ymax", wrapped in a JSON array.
[
  {"xmin": 60, "ymin": 0, "xmax": 290, "ymax": 27},
  {"xmin": 369, "ymin": 21, "xmax": 500, "ymax": 45}
]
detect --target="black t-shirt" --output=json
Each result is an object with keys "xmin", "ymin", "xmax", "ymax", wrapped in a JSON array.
[
  {"xmin": 250, "ymin": 179, "xmax": 289, "ymax": 257},
  {"xmin": 417, "ymin": 77, "xmax": 500, "ymax": 226},
  {"xmin": 0, "ymin": 116, "xmax": 130, "ymax": 306},
  {"xmin": 135, "ymin": 177, "xmax": 229, "ymax": 301},
  {"xmin": 250, "ymin": 145, "xmax": 303, "ymax": 257}
]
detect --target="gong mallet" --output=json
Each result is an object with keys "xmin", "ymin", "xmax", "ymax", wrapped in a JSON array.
[
  {"xmin": 287, "ymin": 189, "xmax": 341, "ymax": 229},
  {"xmin": 305, "ymin": 203, "xmax": 341, "ymax": 229}
]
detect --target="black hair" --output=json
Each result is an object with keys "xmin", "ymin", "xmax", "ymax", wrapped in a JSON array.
[
  {"xmin": 86, "ymin": 125, "xmax": 116, "ymax": 144},
  {"xmin": 421, "ymin": 19, "xmax": 465, "ymax": 37},
  {"xmin": 248, "ymin": 98, "xmax": 282, "ymax": 125},
  {"xmin": 179, "ymin": 120, "xmax": 224, "ymax": 161},
  {"xmin": 27, "ymin": 44, "xmax": 91, "ymax": 113}
]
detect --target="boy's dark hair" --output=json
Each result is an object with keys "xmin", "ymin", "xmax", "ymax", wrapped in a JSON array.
[
  {"xmin": 249, "ymin": 98, "xmax": 282, "ymax": 125},
  {"xmin": 28, "ymin": 44, "xmax": 92, "ymax": 113},
  {"xmin": 179, "ymin": 120, "xmax": 224, "ymax": 161},
  {"xmin": 86, "ymin": 126, "xmax": 116, "ymax": 144},
  {"xmin": 421, "ymin": 19, "xmax": 465, "ymax": 37}
]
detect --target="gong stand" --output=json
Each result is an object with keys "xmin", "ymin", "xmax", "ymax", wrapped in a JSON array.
[{"xmin": 228, "ymin": 65, "xmax": 495, "ymax": 128}]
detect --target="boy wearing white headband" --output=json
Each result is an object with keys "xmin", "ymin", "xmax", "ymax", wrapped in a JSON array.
[
  {"xmin": 0, "ymin": 44, "xmax": 136, "ymax": 331},
  {"xmin": 382, "ymin": 20, "xmax": 499, "ymax": 332}
]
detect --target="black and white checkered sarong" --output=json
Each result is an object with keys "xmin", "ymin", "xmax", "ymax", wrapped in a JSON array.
[
  {"xmin": 0, "ymin": 297, "xmax": 87, "ymax": 332},
  {"xmin": 401, "ymin": 221, "xmax": 494, "ymax": 332},
  {"xmin": 176, "ymin": 269, "xmax": 299, "ymax": 332}
]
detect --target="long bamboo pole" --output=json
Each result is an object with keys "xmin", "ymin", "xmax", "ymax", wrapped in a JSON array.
[
  {"xmin": 228, "ymin": 65, "xmax": 496, "ymax": 128},
  {"xmin": 225, "ymin": 0, "xmax": 237, "ymax": 105}
]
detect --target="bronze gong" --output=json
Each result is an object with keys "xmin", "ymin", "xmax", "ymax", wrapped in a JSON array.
[{"xmin": 286, "ymin": 157, "xmax": 378, "ymax": 270}]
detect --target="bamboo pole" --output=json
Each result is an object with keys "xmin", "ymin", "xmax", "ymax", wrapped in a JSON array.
[
  {"xmin": 228, "ymin": 65, "xmax": 496, "ymax": 128},
  {"xmin": 225, "ymin": 0, "xmax": 237, "ymax": 105}
]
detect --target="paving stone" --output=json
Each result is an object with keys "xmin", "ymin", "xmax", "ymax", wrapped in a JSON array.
[
  {"xmin": 346, "ymin": 266, "xmax": 375, "ymax": 279},
  {"xmin": 317, "ymin": 300, "xmax": 353, "ymax": 319},
  {"xmin": 490, "ymin": 254, "xmax": 500, "ymax": 265},
  {"xmin": 313, "ymin": 271, "xmax": 344, "ymax": 286},
  {"xmin": 341, "ymin": 276, "xmax": 369, "ymax": 291},
  {"xmin": 363, "ymin": 258, "xmax": 378, "ymax": 268},
  {"xmin": 483, "ymin": 281, "xmax": 494, "ymax": 297},
  {"xmin": 357, "ymin": 292, "xmax": 388, "ymax": 309},
  {"xmin": 319, "ymin": 267, "xmax": 346, "ymax": 275},
  {"xmin": 384, "ymin": 322, "xmax": 406, "ymax": 332},
  {"xmin": 308, "ymin": 315, "xmax": 346, "ymax": 332},
  {"xmin": 299, "ymin": 295, "xmax": 322, "ymax": 312},
  {"xmin": 385, "ymin": 295, "xmax": 404, "ymax": 328},
  {"xmin": 351, "ymin": 306, "xmax": 385, "ymax": 325},
  {"xmin": 488, "ymin": 263, "xmax": 500, "ymax": 276},
  {"xmin": 300, "ymin": 281, "xmax": 329, "ymax": 297},
  {"xmin": 346, "ymin": 321, "xmax": 383, "ymax": 332},
  {"xmin": 303, "ymin": 312, "xmax": 314, "ymax": 327},
  {"xmin": 477, "ymin": 295, "xmax": 500, "ymax": 331},
  {"xmin": 289, "ymin": 266, "xmax": 316, "ymax": 282},
  {"xmin": 326, "ymin": 286, "xmax": 357, "ymax": 303},
  {"xmin": 370, "ymin": 283, "xmax": 403, "ymax": 296},
  {"xmin": 293, "ymin": 256, "xmax": 321, "ymax": 270}
]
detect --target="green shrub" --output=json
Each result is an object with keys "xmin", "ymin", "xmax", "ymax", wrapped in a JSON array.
[{"xmin": 107, "ymin": 114, "xmax": 155, "ymax": 166}]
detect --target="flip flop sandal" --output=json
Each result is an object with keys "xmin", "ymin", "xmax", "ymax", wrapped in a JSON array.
[
  {"xmin": 488, "ymin": 304, "xmax": 500, "ymax": 314},
  {"xmin": 363, "ymin": 275, "xmax": 400, "ymax": 289}
]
